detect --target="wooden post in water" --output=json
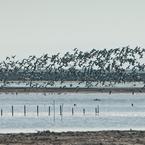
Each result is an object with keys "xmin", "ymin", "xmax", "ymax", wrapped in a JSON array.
[
  {"xmin": 12, "ymin": 105, "xmax": 14, "ymax": 116},
  {"xmin": 95, "ymin": 106, "xmax": 99, "ymax": 116},
  {"xmin": 83, "ymin": 108, "xmax": 85, "ymax": 115},
  {"xmin": 95, "ymin": 107, "xmax": 97, "ymax": 115},
  {"xmin": 37, "ymin": 105, "xmax": 39, "ymax": 116},
  {"xmin": 60, "ymin": 104, "xmax": 63, "ymax": 114},
  {"xmin": 72, "ymin": 107, "xmax": 73, "ymax": 115},
  {"xmin": 1, "ymin": 109, "xmax": 3, "ymax": 117},
  {"xmin": 48, "ymin": 106, "xmax": 51, "ymax": 116},
  {"xmin": 60, "ymin": 105, "xmax": 62, "ymax": 116},
  {"xmin": 60, "ymin": 104, "xmax": 63, "ymax": 121},
  {"xmin": 24, "ymin": 105, "xmax": 26, "ymax": 116}
]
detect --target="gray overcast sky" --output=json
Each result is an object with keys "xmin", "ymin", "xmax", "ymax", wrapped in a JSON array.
[{"xmin": 0, "ymin": 0, "xmax": 145, "ymax": 60}]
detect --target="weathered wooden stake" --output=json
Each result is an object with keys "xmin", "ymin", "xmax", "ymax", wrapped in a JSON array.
[
  {"xmin": 1, "ymin": 109, "xmax": 3, "ymax": 117},
  {"xmin": 12, "ymin": 105, "xmax": 14, "ymax": 116},
  {"xmin": 24, "ymin": 105, "xmax": 26, "ymax": 116},
  {"xmin": 48, "ymin": 106, "xmax": 51, "ymax": 116},
  {"xmin": 83, "ymin": 108, "xmax": 85, "ymax": 115},
  {"xmin": 37, "ymin": 105, "xmax": 39, "ymax": 116},
  {"xmin": 60, "ymin": 105, "xmax": 62, "ymax": 116},
  {"xmin": 60, "ymin": 104, "xmax": 64, "ymax": 121},
  {"xmin": 72, "ymin": 107, "xmax": 74, "ymax": 115},
  {"xmin": 95, "ymin": 106, "xmax": 100, "ymax": 115},
  {"xmin": 95, "ymin": 107, "xmax": 97, "ymax": 115}
]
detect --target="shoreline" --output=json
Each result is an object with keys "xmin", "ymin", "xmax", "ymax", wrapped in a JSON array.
[
  {"xmin": 0, "ymin": 130, "xmax": 145, "ymax": 144},
  {"xmin": 0, "ymin": 87, "xmax": 145, "ymax": 93}
]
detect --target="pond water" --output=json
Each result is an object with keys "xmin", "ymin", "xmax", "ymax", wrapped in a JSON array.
[{"xmin": 0, "ymin": 92, "xmax": 145, "ymax": 133}]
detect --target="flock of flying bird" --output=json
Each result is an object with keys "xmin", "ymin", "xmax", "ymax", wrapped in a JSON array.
[{"xmin": 0, "ymin": 46, "xmax": 145, "ymax": 88}]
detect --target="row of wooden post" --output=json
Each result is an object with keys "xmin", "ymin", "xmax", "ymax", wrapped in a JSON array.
[
  {"xmin": 71, "ymin": 105, "xmax": 99, "ymax": 116},
  {"xmin": 0, "ymin": 104, "xmax": 99, "ymax": 117},
  {"xmin": 0, "ymin": 105, "xmax": 51, "ymax": 117}
]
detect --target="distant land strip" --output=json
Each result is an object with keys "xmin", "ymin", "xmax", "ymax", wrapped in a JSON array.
[{"xmin": 0, "ymin": 87, "xmax": 144, "ymax": 93}]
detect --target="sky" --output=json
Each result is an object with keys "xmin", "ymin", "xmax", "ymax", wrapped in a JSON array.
[{"xmin": 0, "ymin": 0, "xmax": 145, "ymax": 60}]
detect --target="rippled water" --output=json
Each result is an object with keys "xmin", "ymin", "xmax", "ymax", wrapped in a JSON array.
[{"xmin": 0, "ymin": 92, "xmax": 145, "ymax": 133}]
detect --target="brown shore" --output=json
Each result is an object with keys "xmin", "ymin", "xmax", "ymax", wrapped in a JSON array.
[
  {"xmin": 0, "ymin": 130, "xmax": 145, "ymax": 145},
  {"xmin": 0, "ymin": 87, "xmax": 145, "ymax": 93}
]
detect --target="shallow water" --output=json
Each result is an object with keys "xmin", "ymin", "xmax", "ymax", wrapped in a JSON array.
[
  {"xmin": 0, "ymin": 92, "xmax": 145, "ymax": 133},
  {"xmin": 0, "ymin": 81, "xmax": 144, "ymax": 88}
]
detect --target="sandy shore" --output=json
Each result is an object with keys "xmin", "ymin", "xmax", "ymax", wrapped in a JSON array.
[
  {"xmin": 0, "ymin": 130, "xmax": 145, "ymax": 145},
  {"xmin": 0, "ymin": 87, "xmax": 145, "ymax": 93}
]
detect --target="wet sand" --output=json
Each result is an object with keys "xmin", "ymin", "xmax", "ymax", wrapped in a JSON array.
[
  {"xmin": 0, "ymin": 130, "xmax": 145, "ymax": 145},
  {"xmin": 0, "ymin": 87, "xmax": 145, "ymax": 93}
]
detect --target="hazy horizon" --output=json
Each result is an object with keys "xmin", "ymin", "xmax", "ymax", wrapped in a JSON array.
[{"xmin": 0, "ymin": 0, "xmax": 145, "ymax": 60}]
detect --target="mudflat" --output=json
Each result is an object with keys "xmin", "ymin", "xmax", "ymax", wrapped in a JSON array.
[
  {"xmin": 0, "ymin": 87, "xmax": 145, "ymax": 93},
  {"xmin": 0, "ymin": 130, "xmax": 145, "ymax": 145}
]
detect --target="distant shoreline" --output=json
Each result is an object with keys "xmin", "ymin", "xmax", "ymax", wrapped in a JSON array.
[{"xmin": 0, "ymin": 87, "xmax": 145, "ymax": 93}]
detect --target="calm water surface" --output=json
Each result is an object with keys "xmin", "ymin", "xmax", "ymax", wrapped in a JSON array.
[{"xmin": 0, "ymin": 92, "xmax": 145, "ymax": 133}]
